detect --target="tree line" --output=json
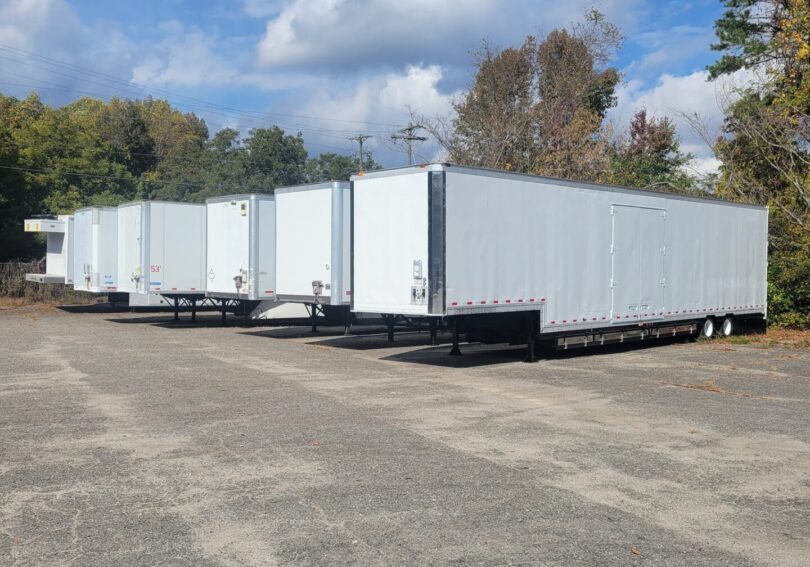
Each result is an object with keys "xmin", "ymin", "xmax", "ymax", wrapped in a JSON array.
[{"xmin": 0, "ymin": 95, "xmax": 374, "ymax": 261}]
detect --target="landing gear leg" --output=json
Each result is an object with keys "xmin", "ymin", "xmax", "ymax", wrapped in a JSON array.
[
  {"xmin": 449, "ymin": 317, "xmax": 462, "ymax": 356},
  {"xmin": 173, "ymin": 297, "xmax": 180, "ymax": 321},
  {"xmin": 343, "ymin": 308, "xmax": 353, "ymax": 336},
  {"xmin": 191, "ymin": 299, "xmax": 197, "ymax": 323},
  {"xmin": 310, "ymin": 304, "xmax": 319, "ymax": 333},
  {"xmin": 524, "ymin": 311, "xmax": 538, "ymax": 363},
  {"xmin": 221, "ymin": 301, "xmax": 227, "ymax": 325},
  {"xmin": 429, "ymin": 318, "xmax": 438, "ymax": 346},
  {"xmin": 386, "ymin": 315, "xmax": 395, "ymax": 343}
]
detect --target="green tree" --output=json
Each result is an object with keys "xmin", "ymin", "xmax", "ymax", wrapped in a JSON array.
[
  {"xmin": 242, "ymin": 126, "xmax": 307, "ymax": 190},
  {"xmin": 305, "ymin": 151, "xmax": 381, "ymax": 182},
  {"xmin": 609, "ymin": 109, "xmax": 695, "ymax": 193},
  {"xmin": 709, "ymin": 0, "xmax": 810, "ymax": 326}
]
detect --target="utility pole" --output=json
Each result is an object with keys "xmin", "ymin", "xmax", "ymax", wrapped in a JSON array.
[
  {"xmin": 391, "ymin": 124, "xmax": 427, "ymax": 166},
  {"xmin": 348, "ymin": 134, "xmax": 372, "ymax": 171}
]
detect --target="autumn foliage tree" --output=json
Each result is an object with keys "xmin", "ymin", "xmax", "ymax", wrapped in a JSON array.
[{"xmin": 423, "ymin": 10, "xmax": 694, "ymax": 190}]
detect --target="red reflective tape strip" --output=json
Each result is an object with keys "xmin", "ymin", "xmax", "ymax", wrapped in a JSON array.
[
  {"xmin": 346, "ymin": 291, "xmax": 351, "ymax": 295},
  {"xmin": 549, "ymin": 321, "xmax": 556, "ymax": 324},
  {"xmin": 171, "ymin": 288, "xmax": 177, "ymax": 291},
  {"xmin": 540, "ymin": 298, "xmax": 546, "ymax": 302},
  {"xmin": 451, "ymin": 302, "xmax": 458, "ymax": 306},
  {"xmin": 529, "ymin": 298, "xmax": 535, "ymax": 302},
  {"xmin": 480, "ymin": 300, "xmax": 486, "ymax": 304},
  {"xmin": 264, "ymin": 290, "xmax": 274, "ymax": 293},
  {"xmin": 493, "ymin": 300, "xmax": 499, "ymax": 304},
  {"xmin": 466, "ymin": 301, "xmax": 473, "ymax": 305},
  {"xmin": 505, "ymin": 300, "xmax": 511, "ymax": 303},
  {"xmin": 518, "ymin": 299, "xmax": 524, "ymax": 303},
  {"xmin": 190, "ymin": 288, "xmax": 197, "ymax": 291},
  {"xmin": 562, "ymin": 320, "xmax": 567, "ymax": 323}
]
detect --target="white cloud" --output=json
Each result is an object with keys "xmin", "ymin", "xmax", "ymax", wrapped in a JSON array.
[
  {"xmin": 132, "ymin": 24, "xmax": 234, "ymax": 87},
  {"xmin": 256, "ymin": 0, "xmax": 644, "ymax": 70},
  {"xmin": 283, "ymin": 63, "xmax": 459, "ymax": 162}
]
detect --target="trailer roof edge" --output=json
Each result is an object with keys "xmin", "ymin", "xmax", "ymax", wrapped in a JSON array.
[
  {"xmin": 205, "ymin": 193, "xmax": 274, "ymax": 204},
  {"xmin": 351, "ymin": 163, "xmax": 766, "ymax": 211}
]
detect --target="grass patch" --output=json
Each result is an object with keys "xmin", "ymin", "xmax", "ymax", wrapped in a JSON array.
[{"xmin": 716, "ymin": 328, "xmax": 810, "ymax": 349}]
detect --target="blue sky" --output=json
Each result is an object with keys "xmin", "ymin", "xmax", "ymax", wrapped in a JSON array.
[{"xmin": 0, "ymin": 0, "xmax": 741, "ymax": 171}]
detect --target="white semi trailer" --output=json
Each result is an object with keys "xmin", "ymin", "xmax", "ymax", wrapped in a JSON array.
[
  {"xmin": 274, "ymin": 181, "xmax": 352, "ymax": 330},
  {"xmin": 205, "ymin": 194, "xmax": 276, "ymax": 322},
  {"xmin": 118, "ymin": 201, "xmax": 206, "ymax": 319},
  {"xmin": 351, "ymin": 164, "xmax": 768, "ymax": 360},
  {"xmin": 23, "ymin": 215, "xmax": 74, "ymax": 284}
]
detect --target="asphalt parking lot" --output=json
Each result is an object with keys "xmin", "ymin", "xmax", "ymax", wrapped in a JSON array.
[{"xmin": 1, "ymin": 305, "xmax": 808, "ymax": 566}]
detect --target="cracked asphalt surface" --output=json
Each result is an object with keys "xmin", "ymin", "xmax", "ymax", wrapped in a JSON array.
[{"xmin": 1, "ymin": 304, "xmax": 808, "ymax": 566}]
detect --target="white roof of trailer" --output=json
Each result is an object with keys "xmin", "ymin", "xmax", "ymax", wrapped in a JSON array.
[
  {"xmin": 205, "ymin": 193, "xmax": 274, "ymax": 204},
  {"xmin": 274, "ymin": 180, "xmax": 349, "ymax": 195},
  {"xmin": 351, "ymin": 163, "xmax": 766, "ymax": 211}
]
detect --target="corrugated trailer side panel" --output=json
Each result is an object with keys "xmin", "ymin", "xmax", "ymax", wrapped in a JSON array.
[
  {"xmin": 339, "ymin": 186, "xmax": 351, "ymax": 302},
  {"xmin": 443, "ymin": 169, "xmax": 767, "ymax": 330},
  {"xmin": 64, "ymin": 216, "xmax": 74, "ymax": 285},
  {"xmin": 352, "ymin": 171, "xmax": 430, "ymax": 315},
  {"xmin": 254, "ymin": 197, "xmax": 276, "ymax": 299},
  {"xmin": 149, "ymin": 202, "xmax": 206, "ymax": 294}
]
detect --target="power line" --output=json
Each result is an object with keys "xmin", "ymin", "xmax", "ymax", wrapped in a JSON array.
[
  {"xmin": 0, "ymin": 163, "xmax": 207, "ymax": 188},
  {"xmin": 390, "ymin": 124, "xmax": 427, "ymax": 166},
  {"xmin": 0, "ymin": 62, "xmax": 382, "ymax": 142},
  {"xmin": 348, "ymin": 134, "xmax": 373, "ymax": 171},
  {"xmin": 0, "ymin": 43, "xmax": 405, "ymax": 131}
]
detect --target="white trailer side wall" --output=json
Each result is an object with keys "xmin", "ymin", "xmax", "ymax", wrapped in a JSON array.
[
  {"xmin": 352, "ymin": 172, "xmax": 430, "ymax": 315},
  {"xmin": 148, "ymin": 202, "xmax": 206, "ymax": 294},
  {"xmin": 255, "ymin": 197, "xmax": 276, "ymax": 299},
  {"xmin": 64, "ymin": 216, "xmax": 74, "ymax": 285},
  {"xmin": 443, "ymin": 170, "xmax": 767, "ymax": 331},
  {"xmin": 73, "ymin": 207, "xmax": 118, "ymax": 293}
]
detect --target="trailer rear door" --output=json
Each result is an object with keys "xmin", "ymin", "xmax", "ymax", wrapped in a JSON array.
[
  {"xmin": 352, "ymin": 171, "xmax": 429, "ymax": 315},
  {"xmin": 611, "ymin": 205, "xmax": 666, "ymax": 322}
]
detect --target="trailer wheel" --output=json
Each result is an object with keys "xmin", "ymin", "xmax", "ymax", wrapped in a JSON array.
[
  {"xmin": 720, "ymin": 317, "xmax": 734, "ymax": 337},
  {"xmin": 700, "ymin": 317, "xmax": 716, "ymax": 339}
]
